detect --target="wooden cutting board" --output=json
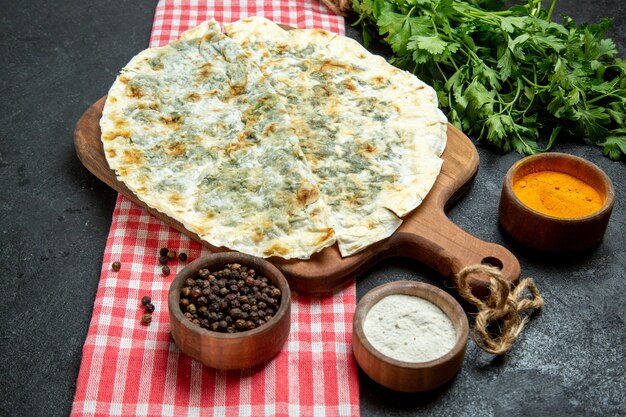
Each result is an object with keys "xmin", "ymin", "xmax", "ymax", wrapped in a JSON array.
[{"xmin": 75, "ymin": 96, "xmax": 520, "ymax": 296}]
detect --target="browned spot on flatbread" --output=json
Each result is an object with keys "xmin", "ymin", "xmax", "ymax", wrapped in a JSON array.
[
  {"xmin": 263, "ymin": 122, "xmax": 278, "ymax": 136},
  {"xmin": 198, "ymin": 62, "xmax": 213, "ymax": 79},
  {"xmin": 127, "ymin": 84, "xmax": 144, "ymax": 98},
  {"xmin": 321, "ymin": 60, "xmax": 350, "ymax": 72},
  {"xmin": 274, "ymin": 43, "xmax": 289, "ymax": 55},
  {"xmin": 371, "ymin": 75, "xmax": 386, "ymax": 86},
  {"xmin": 196, "ymin": 224, "xmax": 212, "ymax": 236},
  {"xmin": 263, "ymin": 243, "xmax": 290, "ymax": 257},
  {"xmin": 137, "ymin": 101, "xmax": 161, "ymax": 110},
  {"xmin": 160, "ymin": 114, "xmax": 184, "ymax": 129},
  {"xmin": 122, "ymin": 149, "xmax": 143, "ymax": 165},
  {"xmin": 311, "ymin": 28, "xmax": 330, "ymax": 37},
  {"xmin": 346, "ymin": 195, "xmax": 362, "ymax": 207},
  {"xmin": 313, "ymin": 84, "xmax": 332, "ymax": 97},
  {"xmin": 228, "ymin": 83, "xmax": 246, "ymax": 98},
  {"xmin": 252, "ymin": 230, "xmax": 264, "ymax": 244},
  {"xmin": 238, "ymin": 51, "xmax": 253, "ymax": 60},
  {"xmin": 168, "ymin": 192, "xmax": 184, "ymax": 206},
  {"xmin": 224, "ymin": 134, "xmax": 254, "ymax": 156},
  {"xmin": 114, "ymin": 118, "xmax": 128, "ymax": 129},
  {"xmin": 167, "ymin": 142, "xmax": 186, "ymax": 157},
  {"xmin": 102, "ymin": 129, "xmax": 132, "ymax": 141},
  {"xmin": 187, "ymin": 92, "xmax": 202, "ymax": 102},
  {"xmin": 344, "ymin": 80, "xmax": 357, "ymax": 91},
  {"xmin": 363, "ymin": 143, "xmax": 376, "ymax": 155},
  {"xmin": 105, "ymin": 149, "xmax": 117, "ymax": 158},
  {"xmin": 316, "ymin": 228, "xmax": 335, "ymax": 245},
  {"xmin": 225, "ymin": 71, "xmax": 249, "ymax": 99},
  {"xmin": 296, "ymin": 187, "xmax": 319, "ymax": 207},
  {"xmin": 118, "ymin": 75, "xmax": 131, "ymax": 85}
]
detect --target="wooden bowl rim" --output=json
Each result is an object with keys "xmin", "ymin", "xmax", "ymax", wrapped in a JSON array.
[
  {"xmin": 353, "ymin": 280, "xmax": 469, "ymax": 370},
  {"xmin": 168, "ymin": 252, "xmax": 291, "ymax": 340},
  {"xmin": 503, "ymin": 152, "xmax": 615, "ymax": 223}
]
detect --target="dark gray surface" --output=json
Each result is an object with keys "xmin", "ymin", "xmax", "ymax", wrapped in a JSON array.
[{"xmin": 0, "ymin": 1, "xmax": 624, "ymax": 416}]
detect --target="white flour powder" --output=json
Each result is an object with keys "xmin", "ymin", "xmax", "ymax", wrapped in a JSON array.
[{"xmin": 363, "ymin": 294, "xmax": 457, "ymax": 363}]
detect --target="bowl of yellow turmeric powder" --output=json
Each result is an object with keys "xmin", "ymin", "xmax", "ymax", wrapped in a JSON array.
[{"xmin": 499, "ymin": 152, "xmax": 615, "ymax": 253}]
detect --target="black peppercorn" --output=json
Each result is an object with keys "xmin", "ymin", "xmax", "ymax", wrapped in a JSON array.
[
  {"xmin": 159, "ymin": 247, "xmax": 169, "ymax": 257},
  {"xmin": 141, "ymin": 313, "xmax": 152, "ymax": 325},
  {"xmin": 178, "ymin": 252, "xmax": 188, "ymax": 262},
  {"xmin": 141, "ymin": 295, "xmax": 151, "ymax": 306},
  {"xmin": 162, "ymin": 265, "xmax": 170, "ymax": 276},
  {"xmin": 159, "ymin": 256, "xmax": 168, "ymax": 265},
  {"xmin": 111, "ymin": 261, "xmax": 121, "ymax": 271},
  {"xmin": 145, "ymin": 303, "xmax": 155, "ymax": 313}
]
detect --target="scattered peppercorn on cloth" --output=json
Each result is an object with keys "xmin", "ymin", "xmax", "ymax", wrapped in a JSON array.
[{"xmin": 70, "ymin": 2, "xmax": 359, "ymax": 416}]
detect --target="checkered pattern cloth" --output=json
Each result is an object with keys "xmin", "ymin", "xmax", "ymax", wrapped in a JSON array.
[{"xmin": 71, "ymin": 2, "xmax": 360, "ymax": 416}]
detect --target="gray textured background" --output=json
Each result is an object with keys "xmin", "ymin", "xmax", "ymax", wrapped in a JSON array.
[{"xmin": 0, "ymin": 1, "xmax": 624, "ymax": 416}]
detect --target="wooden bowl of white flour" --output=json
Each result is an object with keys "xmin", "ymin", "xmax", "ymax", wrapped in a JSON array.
[{"xmin": 352, "ymin": 280, "xmax": 468, "ymax": 392}]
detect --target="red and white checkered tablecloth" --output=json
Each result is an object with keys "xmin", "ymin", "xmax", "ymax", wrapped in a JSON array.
[{"xmin": 71, "ymin": 2, "xmax": 359, "ymax": 416}]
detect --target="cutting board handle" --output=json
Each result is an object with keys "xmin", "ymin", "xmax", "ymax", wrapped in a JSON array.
[{"xmin": 393, "ymin": 210, "xmax": 520, "ymax": 299}]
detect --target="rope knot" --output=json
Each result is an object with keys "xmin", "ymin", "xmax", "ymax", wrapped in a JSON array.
[{"xmin": 456, "ymin": 264, "xmax": 544, "ymax": 355}]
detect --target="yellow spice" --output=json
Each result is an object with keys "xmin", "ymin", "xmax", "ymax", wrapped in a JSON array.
[{"xmin": 512, "ymin": 170, "xmax": 603, "ymax": 218}]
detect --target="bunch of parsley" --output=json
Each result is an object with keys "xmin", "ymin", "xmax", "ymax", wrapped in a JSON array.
[{"xmin": 352, "ymin": 0, "xmax": 626, "ymax": 159}]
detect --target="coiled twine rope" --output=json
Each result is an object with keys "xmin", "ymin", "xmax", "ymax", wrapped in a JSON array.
[{"xmin": 456, "ymin": 264, "xmax": 544, "ymax": 355}]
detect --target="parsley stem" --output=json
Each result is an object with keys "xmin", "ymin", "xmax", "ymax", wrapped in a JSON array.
[
  {"xmin": 435, "ymin": 61, "xmax": 449, "ymax": 83},
  {"xmin": 587, "ymin": 91, "xmax": 619, "ymax": 105},
  {"xmin": 521, "ymin": 74, "xmax": 548, "ymax": 90},
  {"xmin": 546, "ymin": 0, "xmax": 557, "ymax": 21},
  {"xmin": 502, "ymin": 81, "xmax": 523, "ymax": 113}
]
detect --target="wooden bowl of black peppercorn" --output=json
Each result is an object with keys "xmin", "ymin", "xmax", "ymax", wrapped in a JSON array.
[{"xmin": 168, "ymin": 252, "xmax": 291, "ymax": 369}]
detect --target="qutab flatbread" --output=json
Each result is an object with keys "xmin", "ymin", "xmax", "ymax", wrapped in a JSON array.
[
  {"xmin": 101, "ymin": 20, "xmax": 335, "ymax": 259},
  {"xmin": 226, "ymin": 17, "xmax": 447, "ymax": 256},
  {"xmin": 100, "ymin": 18, "xmax": 448, "ymax": 260}
]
